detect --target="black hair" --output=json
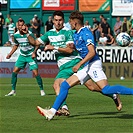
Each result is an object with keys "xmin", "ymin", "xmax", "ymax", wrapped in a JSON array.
[
  {"xmin": 53, "ymin": 11, "xmax": 64, "ymax": 19},
  {"xmin": 18, "ymin": 18, "xmax": 25, "ymax": 23},
  {"xmin": 25, "ymin": 23, "xmax": 31, "ymax": 27},
  {"xmin": 100, "ymin": 14, "xmax": 104, "ymax": 18}
]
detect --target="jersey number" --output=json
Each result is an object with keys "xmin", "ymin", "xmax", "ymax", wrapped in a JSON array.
[{"xmin": 93, "ymin": 71, "xmax": 98, "ymax": 78}]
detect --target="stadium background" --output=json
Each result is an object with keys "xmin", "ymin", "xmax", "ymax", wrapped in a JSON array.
[
  {"xmin": 1, "ymin": 0, "xmax": 131, "ymax": 44},
  {"xmin": 0, "ymin": 0, "xmax": 133, "ymax": 79}
]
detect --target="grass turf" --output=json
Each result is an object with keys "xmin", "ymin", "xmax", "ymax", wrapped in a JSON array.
[{"xmin": 0, "ymin": 78, "xmax": 133, "ymax": 133}]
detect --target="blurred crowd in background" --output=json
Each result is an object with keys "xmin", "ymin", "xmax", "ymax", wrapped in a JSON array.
[{"xmin": 0, "ymin": 12, "xmax": 133, "ymax": 47}]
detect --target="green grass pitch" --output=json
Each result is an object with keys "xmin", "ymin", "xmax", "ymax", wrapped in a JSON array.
[{"xmin": 0, "ymin": 78, "xmax": 133, "ymax": 133}]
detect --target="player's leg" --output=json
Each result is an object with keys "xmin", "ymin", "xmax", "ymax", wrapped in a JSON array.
[
  {"xmin": 53, "ymin": 66, "xmax": 76, "ymax": 116},
  {"xmin": 88, "ymin": 60, "xmax": 133, "ymax": 95},
  {"xmin": 95, "ymin": 79, "xmax": 133, "ymax": 95},
  {"xmin": 28, "ymin": 56, "xmax": 45, "ymax": 96},
  {"xmin": 5, "ymin": 56, "xmax": 25, "ymax": 96},
  {"xmin": 5, "ymin": 55, "xmax": 25, "ymax": 96},
  {"xmin": 84, "ymin": 79, "xmax": 122, "ymax": 111},
  {"xmin": 37, "ymin": 74, "xmax": 79, "ymax": 120},
  {"xmin": 52, "ymin": 58, "xmax": 84, "ymax": 115},
  {"xmin": 37, "ymin": 62, "xmax": 93, "ymax": 120},
  {"xmin": 5, "ymin": 67, "xmax": 21, "ymax": 96},
  {"xmin": 11, "ymin": 67, "xmax": 21, "ymax": 90},
  {"xmin": 53, "ymin": 78, "xmax": 70, "ymax": 116},
  {"xmin": 32, "ymin": 69, "xmax": 45, "ymax": 96},
  {"xmin": 51, "ymin": 74, "xmax": 80, "ymax": 112}
]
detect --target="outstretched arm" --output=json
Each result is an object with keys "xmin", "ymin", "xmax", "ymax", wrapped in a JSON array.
[
  {"xmin": 44, "ymin": 43, "xmax": 74, "ymax": 54},
  {"xmin": 6, "ymin": 45, "xmax": 19, "ymax": 59},
  {"xmin": 32, "ymin": 45, "xmax": 40, "ymax": 59},
  {"xmin": 73, "ymin": 44, "xmax": 95, "ymax": 72}
]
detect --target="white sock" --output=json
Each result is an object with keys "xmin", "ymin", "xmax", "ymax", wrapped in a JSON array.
[
  {"xmin": 50, "ymin": 108, "xmax": 57, "ymax": 115},
  {"xmin": 62, "ymin": 105, "xmax": 68, "ymax": 110},
  {"xmin": 113, "ymin": 94, "xmax": 117, "ymax": 99}
]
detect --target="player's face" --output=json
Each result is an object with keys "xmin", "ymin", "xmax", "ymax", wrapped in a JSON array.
[
  {"xmin": 69, "ymin": 19, "xmax": 76, "ymax": 30},
  {"xmin": 53, "ymin": 15, "xmax": 64, "ymax": 31},
  {"xmin": 18, "ymin": 21, "xmax": 25, "ymax": 31}
]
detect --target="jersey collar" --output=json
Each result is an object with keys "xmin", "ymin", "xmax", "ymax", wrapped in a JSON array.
[{"xmin": 77, "ymin": 27, "xmax": 85, "ymax": 34}]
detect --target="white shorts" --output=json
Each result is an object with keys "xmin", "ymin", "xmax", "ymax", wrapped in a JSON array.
[{"xmin": 73, "ymin": 60, "xmax": 107, "ymax": 84}]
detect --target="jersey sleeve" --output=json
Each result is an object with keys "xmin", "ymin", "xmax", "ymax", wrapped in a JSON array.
[
  {"xmin": 83, "ymin": 30, "xmax": 95, "ymax": 46},
  {"xmin": 13, "ymin": 34, "xmax": 19, "ymax": 45},
  {"xmin": 37, "ymin": 32, "xmax": 49, "ymax": 45},
  {"xmin": 65, "ymin": 30, "xmax": 74, "ymax": 45}
]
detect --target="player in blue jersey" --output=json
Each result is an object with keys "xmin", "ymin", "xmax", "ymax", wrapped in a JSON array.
[
  {"xmin": 26, "ymin": 11, "xmax": 122, "ymax": 116},
  {"xmin": 36, "ymin": 11, "xmax": 133, "ymax": 120},
  {"xmin": 23, "ymin": 11, "xmax": 122, "ymax": 116}
]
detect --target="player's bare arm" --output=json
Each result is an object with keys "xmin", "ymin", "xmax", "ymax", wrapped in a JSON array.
[
  {"xmin": 73, "ymin": 44, "xmax": 95, "ymax": 72},
  {"xmin": 44, "ymin": 43, "xmax": 74, "ymax": 54},
  {"xmin": 21, "ymin": 24, "xmax": 36, "ymax": 46},
  {"xmin": 27, "ymin": 35, "xmax": 36, "ymax": 46},
  {"xmin": 32, "ymin": 46, "xmax": 39, "ymax": 59},
  {"xmin": 6, "ymin": 45, "xmax": 19, "ymax": 59}
]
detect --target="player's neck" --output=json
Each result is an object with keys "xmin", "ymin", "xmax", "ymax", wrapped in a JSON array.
[
  {"xmin": 56, "ymin": 26, "xmax": 64, "ymax": 32},
  {"xmin": 76, "ymin": 24, "xmax": 83, "ymax": 32}
]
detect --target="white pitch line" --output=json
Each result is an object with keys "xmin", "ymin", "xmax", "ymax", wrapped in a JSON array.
[{"xmin": 0, "ymin": 84, "xmax": 50, "ymax": 87}]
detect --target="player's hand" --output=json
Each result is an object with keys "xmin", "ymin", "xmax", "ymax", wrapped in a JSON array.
[
  {"xmin": 6, "ymin": 54, "xmax": 11, "ymax": 59},
  {"xmin": 21, "ymin": 24, "xmax": 28, "ymax": 34},
  {"xmin": 32, "ymin": 52, "xmax": 36, "ymax": 59},
  {"xmin": 67, "ymin": 43, "xmax": 75, "ymax": 49},
  {"xmin": 44, "ymin": 45, "xmax": 54, "ymax": 51},
  {"xmin": 73, "ymin": 63, "xmax": 81, "ymax": 73}
]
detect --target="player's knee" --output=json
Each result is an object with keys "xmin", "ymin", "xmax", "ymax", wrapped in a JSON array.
[
  {"xmin": 89, "ymin": 86, "xmax": 95, "ymax": 91},
  {"xmin": 53, "ymin": 82, "xmax": 58, "ymax": 90},
  {"xmin": 53, "ymin": 83, "xmax": 60, "ymax": 95},
  {"xmin": 87, "ymin": 85, "xmax": 96, "ymax": 91},
  {"xmin": 85, "ymin": 83, "xmax": 95, "ymax": 91},
  {"xmin": 34, "ymin": 74, "xmax": 38, "ymax": 77},
  {"xmin": 13, "ymin": 67, "xmax": 21, "ymax": 73}
]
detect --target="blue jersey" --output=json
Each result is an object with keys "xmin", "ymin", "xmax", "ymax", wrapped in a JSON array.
[{"xmin": 73, "ymin": 27, "xmax": 100, "ymax": 65}]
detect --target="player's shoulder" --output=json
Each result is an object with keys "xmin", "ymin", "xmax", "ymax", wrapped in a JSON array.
[
  {"xmin": 48, "ymin": 28, "xmax": 56, "ymax": 32},
  {"xmin": 45, "ymin": 28, "xmax": 56, "ymax": 35},
  {"xmin": 14, "ymin": 30, "xmax": 20, "ymax": 37},
  {"xmin": 82, "ymin": 27, "xmax": 92, "ymax": 35},
  {"xmin": 61, "ymin": 27, "xmax": 73, "ymax": 35},
  {"xmin": 62, "ymin": 26, "xmax": 70, "ymax": 31},
  {"xmin": 82, "ymin": 27, "xmax": 90, "ymax": 32}
]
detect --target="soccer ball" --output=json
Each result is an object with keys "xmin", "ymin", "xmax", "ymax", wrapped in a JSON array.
[{"xmin": 116, "ymin": 32, "xmax": 131, "ymax": 47}]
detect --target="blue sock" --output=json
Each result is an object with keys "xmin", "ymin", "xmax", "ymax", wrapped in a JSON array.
[
  {"xmin": 52, "ymin": 81, "xmax": 70, "ymax": 110},
  {"xmin": 102, "ymin": 85, "xmax": 133, "ymax": 95}
]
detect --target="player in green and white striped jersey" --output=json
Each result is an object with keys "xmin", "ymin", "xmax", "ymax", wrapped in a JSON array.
[
  {"xmin": 5, "ymin": 19, "xmax": 45, "ymax": 96},
  {"xmin": 8, "ymin": 19, "xmax": 15, "ymax": 45},
  {"xmin": 27, "ymin": 11, "xmax": 122, "ymax": 116}
]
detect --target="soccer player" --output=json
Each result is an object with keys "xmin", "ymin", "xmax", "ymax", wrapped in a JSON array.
[
  {"xmin": 5, "ymin": 19, "xmax": 45, "ymax": 96},
  {"xmin": 26, "ymin": 11, "xmax": 122, "ymax": 115},
  {"xmin": 36, "ymin": 11, "xmax": 133, "ymax": 120}
]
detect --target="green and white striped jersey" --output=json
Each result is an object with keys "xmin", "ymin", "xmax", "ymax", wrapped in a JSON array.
[
  {"xmin": 8, "ymin": 23, "xmax": 15, "ymax": 35},
  {"xmin": 14, "ymin": 31, "xmax": 35, "ymax": 56},
  {"xmin": 38, "ymin": 27, "xmax": 81, "ymax": 69}
]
